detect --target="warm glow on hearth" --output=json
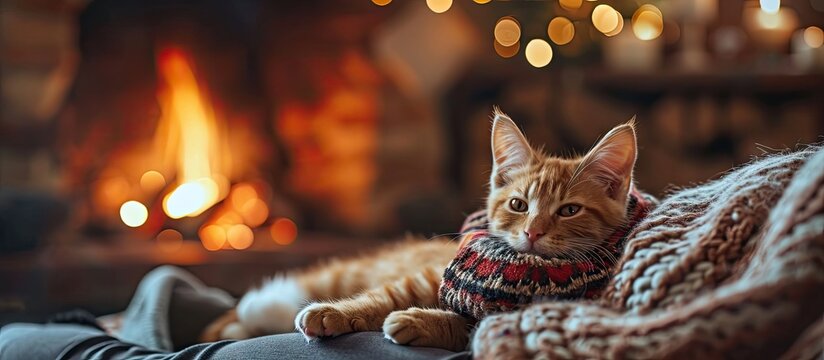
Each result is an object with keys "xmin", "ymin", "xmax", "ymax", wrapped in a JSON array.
[
  {"xmin": 240, "ymin": 198, "xmax": 269, "ymax": 227},
  {"xmin": 227, "ymin": 224, "xmax": 254, "ymax": 249},
  {"xmin": 200, "ymin": 224, "xmax": 227, "ymax": 251},
  {"xmin": 157, "ymin": 229, "xmax": 183, "ymax": 251},
  {"xmin": 230, "ymin": 183, "xmax": 258, "ymax": 211},
  {"xmin": 270, "ymin": 218, "xmax": 298, "ymax": 245}
]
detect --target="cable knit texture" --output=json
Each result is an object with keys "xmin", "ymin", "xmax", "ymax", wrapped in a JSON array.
[{"xmin": 472, "ymin": 145, "xmax": 824, "ymax": 359}]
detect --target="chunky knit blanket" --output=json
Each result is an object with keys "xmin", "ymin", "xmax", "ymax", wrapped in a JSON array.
[
  {"xmin": 472, "ymin": 145, "xmax": 824, "ymax": 359},
  {"xmin": 439, "ymin": 189, "xmax": 656, "ymax": 320}
]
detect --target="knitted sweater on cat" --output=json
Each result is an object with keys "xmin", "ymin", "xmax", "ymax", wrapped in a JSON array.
[{"xmin": 439, "ymin": 188, "xmax": 655, "ymax": 321}]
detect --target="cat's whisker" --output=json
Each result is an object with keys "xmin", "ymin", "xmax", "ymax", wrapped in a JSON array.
[
  {"xmin": 570, "ymin": 249, "xmax": 590, "ymax": 267},
  {"xmin": 587, "ymin": 244, "xmax": 619, "ymax": 266},
  {"xmin": 583, "ymin": 247, "xmax": 610, "ymax": 268},
  {"xmin": 424, "ymin": 232, "xmax": 466, "ymax": 244},
  {"xmin": 563, "ymin": 239, "xmax": 617, "ymax": 267},
  {"xmin": 571, "ymin": 242, "xmax": 609, "ymax": 264}
]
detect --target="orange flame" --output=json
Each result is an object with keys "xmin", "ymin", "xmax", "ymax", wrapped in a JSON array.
[{"xmin": 154, "ymin": 48, "xmax": 229, "ymax": 219}]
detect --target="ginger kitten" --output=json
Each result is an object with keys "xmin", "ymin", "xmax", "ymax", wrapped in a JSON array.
[{"xmin": 203, "ymin": 109, "xmax": 639, "ymax": 352}]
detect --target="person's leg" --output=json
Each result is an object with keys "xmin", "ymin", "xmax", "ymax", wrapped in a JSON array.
[
  {"xmin": 210, "ymin": 332, "xmax": 458, "ymax": 360},
  {"xmin": 0, "ymin": 323, "xmax": 106, "ymax": 360},
  {"xmin": 1, "ymin": 322, "xmax": 461, "ymax": 360}
]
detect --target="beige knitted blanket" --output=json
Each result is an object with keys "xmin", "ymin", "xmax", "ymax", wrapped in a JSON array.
[{"xmin": 473, "ymin": 145, "xmax": 824, "ymax": 359}]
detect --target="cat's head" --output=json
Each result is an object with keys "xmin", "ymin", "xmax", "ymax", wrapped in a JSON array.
[{"xmin": 486, "ymin": 108, "xmax": 637, "ymax": 258}]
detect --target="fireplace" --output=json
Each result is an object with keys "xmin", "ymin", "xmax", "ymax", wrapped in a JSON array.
[
  {"xmin": 0, "ymin": 0, "xmax": 476, "ymax": 321},
  {"xmin": 70, "ymin": 45, "xmax": 285, "ymax": 251},
  {"xmin": 50, "ymin": 0, "xmax": 471, "ymax": 255}
]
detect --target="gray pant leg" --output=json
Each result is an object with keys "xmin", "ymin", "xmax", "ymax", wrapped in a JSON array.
[
  {"xmin": 211, "ymin": 332, "xmax": 457, "ymax": 360},
  {"xmin": 0, "ymin": 323, "xmax": 105, "ymax": 360},
  {"xmin": 0, "ymin": 324, "xmax": 460, "ymax": 360}
]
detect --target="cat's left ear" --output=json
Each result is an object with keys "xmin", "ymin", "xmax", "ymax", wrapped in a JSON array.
[
  {"xmin": 490, "ymin": 108, "xmax": 534, "ymax": 189},
  {"xmin": 577, "ymin": 117, "xmax": 637, "ymax": 201}
]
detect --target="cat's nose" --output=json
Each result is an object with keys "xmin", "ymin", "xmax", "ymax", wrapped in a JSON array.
[{"xmin": 524, "ymin": 230, "xmax": 545, "ymax": 243}]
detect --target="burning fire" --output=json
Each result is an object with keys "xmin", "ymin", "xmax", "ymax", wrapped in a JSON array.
[
  {"xmin": 155, "ymin": 49, "xmax": 228, "ymax": 219},
  {"xmin": 112, "ymin": 47, "xmax": 292, "ymax": 251}
]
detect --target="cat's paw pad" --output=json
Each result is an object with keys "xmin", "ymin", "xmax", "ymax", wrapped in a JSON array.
[
  {"xmin": 383, "ymin": 310, "xmax": 431, "ymax": 346},
  {"xmin": 295, "ymin": 303, "xmax": 358, "ymax": 340}
]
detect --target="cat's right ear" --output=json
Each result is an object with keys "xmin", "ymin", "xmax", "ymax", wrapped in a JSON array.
[{"xmin": 490, "ymin": 108, "xmax": 533, "ymax": 189}]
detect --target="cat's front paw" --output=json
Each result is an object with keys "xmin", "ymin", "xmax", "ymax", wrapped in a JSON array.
[
  {"xmin": 383, "ymin": 308, "xmax": 468, "ymax": 352},
  {"xmin": 383, "ymin": 309, "xmax": 433, "ymax": 346},
  {"xmin": 295, "ymin": 303, "xmax": 365, "ymax": 340}
]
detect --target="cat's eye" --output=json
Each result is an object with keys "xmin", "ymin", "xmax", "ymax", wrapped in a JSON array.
[
  {"xmin": 509, "ymin": 198, "xmax": 528, "ymax": 212},
  {"xmin": 557, "ymin": 204, "xmax": 581, "ymax": 217}
]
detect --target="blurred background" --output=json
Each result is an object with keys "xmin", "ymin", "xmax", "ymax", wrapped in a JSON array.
[{"xmin": 1, "ymin": 0, "xmax": 822, "ymax": 324}]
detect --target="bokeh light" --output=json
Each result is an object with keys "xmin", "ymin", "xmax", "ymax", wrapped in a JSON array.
[
  {"xmin": 494, "ymin": 17, "xmax": 521, "ymax": 47},
  {"xmin": 227, "ymin": 224, "xmax": 254, "ymax": 250},
  {"xmin": 548, "ymin": 17, "xmax": 575, "ymax": 45},
  {"xmin": 474, "ymin": 0, "xmax": 491, "ymax": 3},
  {"xmin": 120, "ymin": 200, "xmax": 148, "ymax": 227},
  {"xmin": 559, "ymin": 0, "xmax": 582, "ymax": 11},
  {"xmin": 748, "ymin": 5, "xmax": 798, "ymax": 34},
  {"xmin": 215, "ymin": 210, "xmax": 244, "ymax": 225},
  {"xmin": 494, "ymin": 39, "xmax": 520, "ymax": 58},
  {"xmin": 605, "ymin": 14, "xmax": 624, "ymax": 37},
  {"xmin": 240, "ymin": 198, "xmax": 269, "ymax": 227},
  {"xmin": 592, "ymin": 4, "xmax": 622, "ymax": 36},
  {"xmin": 139, "ymin": 171, "xmax": 166, "ymax": 193},
  {"xmin": 525, "ymin": 39, "xmax": 553, "ymax": 68},
  {"xmin": 664, "ymin": 20, "xmax": 682, "ymax": 44},
  {"xmin": 372, "ymin": 0, "xmax": 391, "ymax": 6},
  {"xmin": 230, "ymin": 183, "xmax": 258, "ymax": 211},
  {"xmin": 270, "ymin": 218, "xmax": 298, "ymax": 245},
  {"xmin": 760, "ymin": 0, "xmax": 780, "ymax": 14},
  {"xmin": 632, "ymin": 5, "xmax": 664, "ymax": 40},
  {"xmin": 604, "ymin": 16, "xmax": 624, "ymax": 37},
  {"xmin": 804, "ymin": 26, "xmax": 824, "ymax": 48},
  {"xmin": 163, "ymin": 178, "xmax": 219, "ymax": 219},
  {"xmin": 426, "ymin": 0, "xmax": 452, "ymax": 13},
  {"xmin": 94, "ymin": 176, "xmax": 131, "ymax": 210},
  {"xmin": 199, "ymin": 224, "xmax": 226, "ymax": 251},
  {"xmin": 156, "ymin": 229, "xmax": 183, "ymax": 252},
  {"xmin": 213, "ymin": 174, "xmax": 231, "ymax": 200}
]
